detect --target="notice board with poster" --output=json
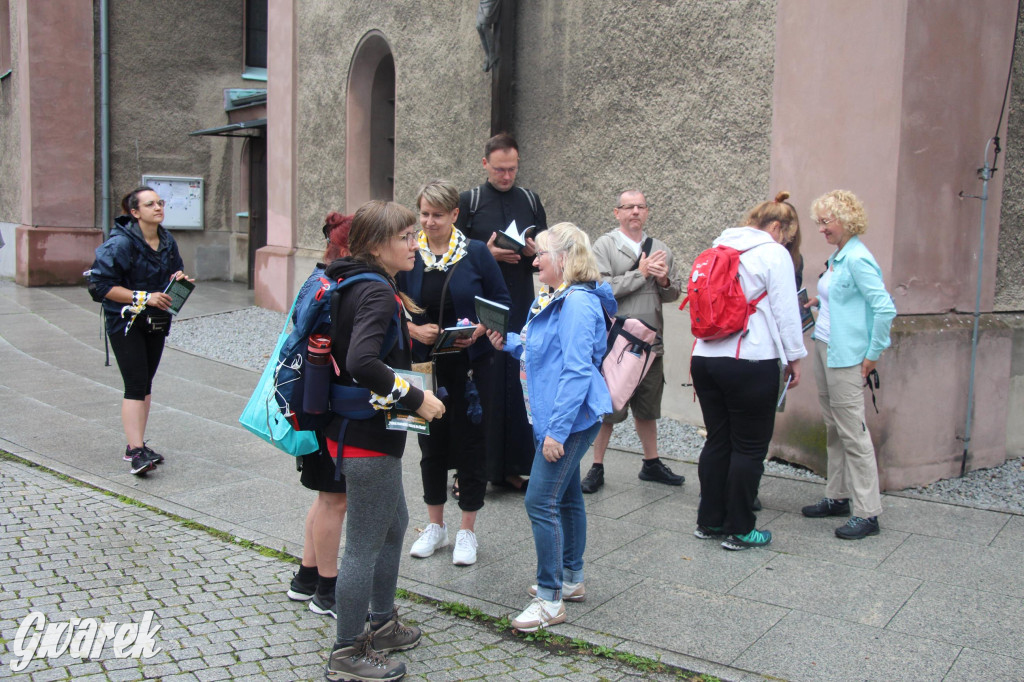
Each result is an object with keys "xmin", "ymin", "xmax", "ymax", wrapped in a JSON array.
[{"xmin": 141, "ymin": 175, "xmax": 204, "ymax": 230}]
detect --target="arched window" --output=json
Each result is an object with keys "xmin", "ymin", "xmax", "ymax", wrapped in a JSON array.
[{"xmin": 346, "ymin": 31, "xmax": 395, "ymax": 210}]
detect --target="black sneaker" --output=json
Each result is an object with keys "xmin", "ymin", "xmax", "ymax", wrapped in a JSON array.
[
  {"xmin": 580, "ymin": 465, "xmax": 604, "ymax": 494},
  {"xmin": 141, "ymin": 442, "xmax": 164, "ymax": 465},
  {"xmin": 835, "ymin": 516, "xmax": 880, "ymax": 540},
  {"xmin": 801, "ymin": 497, "xmax": 851, "ymax": 518},
  {"xmin": 638, "ymin": 459, "xmax": 684, "ymax": 486},
  {"xmin": 127, "ymin": 448, "xmax": 156, "ymax": 476},
  {"xmin": 309, "ymin": 590, "xmax": 337, "ymax": 619},
  {"xmin": 693, "ymin": 525, "xmax": 727, "ymax": 539},
  {"xmin": 286, "ymin": 572, "xmax": 317, "ymax": 601}
]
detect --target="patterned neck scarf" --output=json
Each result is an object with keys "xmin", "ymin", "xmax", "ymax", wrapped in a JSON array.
[
  {"xmin": 418, "ymin": 227, "xmax": 468, "ymax": 272},
  {"xmin": 529, "ymin": 282, "xmax": 568, "ymax": 318}
]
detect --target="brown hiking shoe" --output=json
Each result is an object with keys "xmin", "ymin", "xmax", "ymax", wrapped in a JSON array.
[
  {"xmin": 369, "ymin": 607, "xmax": 422, "ymax": 653},
  {"xmin": 325, "ymin": 634, "xmax": 406, "ymax": 681}
]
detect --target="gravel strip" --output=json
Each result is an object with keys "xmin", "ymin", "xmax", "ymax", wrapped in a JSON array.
[{"xmin": 169, "ymin": 306, "xmax": 1023, "ymax": 515}]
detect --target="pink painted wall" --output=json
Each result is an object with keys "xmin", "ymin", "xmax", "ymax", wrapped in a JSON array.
[
  {"xmin": 17, "ymin": 0, "xmax": 94, "ymax": 229},
  {"xmin": 258, "ymin": 0, "xmax": 297, "ymax": 311},
  {"xmin": 770, "ymin": 0, "xmax": 1017, "ymax": 486}
]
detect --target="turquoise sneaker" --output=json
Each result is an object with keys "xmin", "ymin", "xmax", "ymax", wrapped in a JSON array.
[{"xmin": 721, "ymin": 528, "xmax": 772, "ymax": 551}]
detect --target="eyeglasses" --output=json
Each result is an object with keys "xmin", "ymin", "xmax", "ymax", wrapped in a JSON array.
[
  {"xmin": 813, "ymin": 217, "xmax": 836, "ymax": 227},
  {"xmin": 535, "ymin": 250, "xmax": 550, "ymax": 259},
  {"xmin": 396, "ymin": 231, "xmax": 419, "ymax": 246},
  {"xmin": 616, "ymin": 204, "xmax": 648, "ymax": 211},
  {"xmin": 142, "ymin": 200, "xmax": 166, "ymax": 208},
  {"xmin": 489, "ymin": 166, "xmax": 518, "ymax": 176}
]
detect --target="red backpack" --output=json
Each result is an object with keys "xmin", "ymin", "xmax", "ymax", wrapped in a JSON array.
[{"xmin": 680, "ymin": 244, "xmax": 767, "ymax": 357}]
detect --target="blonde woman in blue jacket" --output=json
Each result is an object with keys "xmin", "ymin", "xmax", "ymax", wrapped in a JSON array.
[
  {"xmin": 801, "ymin": 190, "xmax": 896, "ymax": 540},
  {"xmin": 487, "ymin": 222, "xmax": 616, "ymax": 633}
]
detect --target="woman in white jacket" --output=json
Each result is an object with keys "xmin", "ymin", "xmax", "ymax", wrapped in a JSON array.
[{"xmin": 691, "ymin": 191, "xmax": 808, "ymax": 550}]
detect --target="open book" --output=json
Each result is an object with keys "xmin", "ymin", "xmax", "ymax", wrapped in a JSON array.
[
  {"xmin": 492, "ymin": 220, "xmax": 537, "ymax": 253},
  {"xmin": 431, "ymin": 325, "xmax": 476, "ymax": 355},
  {"xmin": 387, "ymin": 369, "xmax": 431, "ymax": 434},
  {"xmin": 475, "ymin": 296, "xmax": 510, "ymax": 337}
]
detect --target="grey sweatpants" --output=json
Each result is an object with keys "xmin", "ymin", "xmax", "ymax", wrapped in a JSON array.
[{"xmin": 334, "ymin": 454, "xmax": 409, "ymax": 647}]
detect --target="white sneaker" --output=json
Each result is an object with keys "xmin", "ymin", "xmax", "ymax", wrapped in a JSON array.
[
  {"xmin": 409, "ymin": 523, "xmax": 448, "ymax": 558},
  {"xmin": 511, "ymin": 597, "xmax": 566, "ymax": 632},
  {"xmin": 452, "ymin": 529, "xmax": 478, "ymax": 566},
  {"xmin": 528, "ymin": 580, "xmax": 585, "ymax": 602}
]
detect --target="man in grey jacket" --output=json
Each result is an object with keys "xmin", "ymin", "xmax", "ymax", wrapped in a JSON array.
[{"xmin": 582, "ymin": 190, "xmax": 684, "ymax": 492}]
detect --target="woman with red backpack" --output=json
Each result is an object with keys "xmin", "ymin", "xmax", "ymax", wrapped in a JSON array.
[{"xmin": 689, "ymin": 191, "xmax": 808, "ymax": 551}]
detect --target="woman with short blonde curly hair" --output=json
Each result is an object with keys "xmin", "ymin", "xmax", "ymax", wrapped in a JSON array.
[{"xmin": 800, "ymin": 190, "xmax": 896, "ymax": 541}]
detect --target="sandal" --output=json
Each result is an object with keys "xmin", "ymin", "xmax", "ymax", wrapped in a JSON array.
[{"xmin": 452, "ymin": 474, "xmax": 460, "ymax": 500}]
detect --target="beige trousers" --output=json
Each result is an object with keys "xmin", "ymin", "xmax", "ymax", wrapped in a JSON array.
[{"xmin": 813, "ymin": 340, "xmax": 882, "ymax": 518}]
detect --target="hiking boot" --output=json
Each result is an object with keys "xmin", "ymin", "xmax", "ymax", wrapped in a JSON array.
[
  {"xmin": 801, "ymin": 498, "xmax": 851, "ymax": 518},
  {"xmin": 309, "ymin": 590, "xmax": 337, "ymax": 619},
  {"xmin": 409, "ymin": 523, "xmax": 448, "ymax": 558},
  {"xmin": 693, "ymin": 525, "xmax": 727, "ymax": 540},
  {"xmin": 580, "ymin": 465, "xmax": 604, "ymax": 493},
  {"xmin": 452, "ymin": 529, "xmax": 478, "ymax": 566},
  {"xmin": 835, "ymin": 516, "xmax": 880, "ymax": 540},
  {"xmin": 286, "ymin": 571, "xmax": 317, "ymax": 601},
  {"xmin": 528, "ymin": 580, "xmax": 585, "ymax": 602},
  {"xmin": 369, "ymin": 607, "xmax": 422, "ymax": 653},
  {"xmin": 511, "ymin": 597, "xmax": 566, "ymax": 632},
  {"xmin": 325, "ymin": 634, "xmax": 405, "ymax": 682},
  {"xmin": 127, "ymin": 448, "xmax": 156, "ymax": 476},
  {"xmin": 721, "ymin": 528, "xmax": 772, "ymax": 551},
  {"xmin": 638, "ymin": 459, "xmax": 684, "ymax": 486}
]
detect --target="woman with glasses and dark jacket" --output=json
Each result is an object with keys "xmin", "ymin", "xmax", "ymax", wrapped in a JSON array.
[
  {"xmin": 800, "ymin": 190, "xmax": 896, "ymax": 540},
  {"xmin": 397, "ymin": 179, "xmax": 511, "ymax": 568},
  {"xmin": 89, "ymin": 186, "xmax": 191, "ymax": 476}
]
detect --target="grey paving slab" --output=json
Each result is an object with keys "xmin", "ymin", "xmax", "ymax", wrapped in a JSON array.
[
  {"xmin": 761, "ymin": 509, "xmax": 911, "ymax": 569},
  {"xmin": 166, "ymin": 477, "xmax": 310, "ymax": 526},
  {"xmin": 989, "ymin": 514, "xmax": 1024, "ymax": 550},
  {"xmin": 886, "ymin": 580, "xmax": 1024, "ymax": 656},
  {"xmin": 728, "ymin": 552, "xmax": 921, "ymax": 627},
  {"xmin": 879, "ymin": 534, "xmax": 1024, "ymax": 598},
  {"xmin": 581, "ymin": 482, "xmax": 677, "ymax": 520},
  {"xmin": 943, "ymin": 647, "xmax": 1024, "ymax": 682},
  {"xmin": 595, "ymin": 528, "xmax": 775, "ymax": 593},
  {"xmin": 880, "ymin": 494, "xmax": 1012, "ymax": 545},
  {"xmin": 733, "ymin": 610, "xmax": 961, "ymax": 682},
  {"xmin": 574, "ymin": 577, "xmax": 788, "ymax": 663}
]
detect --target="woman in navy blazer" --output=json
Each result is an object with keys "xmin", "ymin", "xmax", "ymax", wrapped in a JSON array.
[{"xmin": 397, "ymin": 179, "xmax": 511, "ymax": 567}]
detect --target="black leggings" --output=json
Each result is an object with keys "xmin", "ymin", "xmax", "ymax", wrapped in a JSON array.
[
  {"xmin": 691, "ymin": 355, "xmax": 779, "ymax": 535},
  {"xmin": 108, "ymin": 325, "xmax": 166, "ymax": 400}
]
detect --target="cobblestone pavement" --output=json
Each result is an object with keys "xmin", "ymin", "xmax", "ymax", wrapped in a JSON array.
[{"xmin": 0, "ymin": 459, "xmax": 685, "ymax": 681}]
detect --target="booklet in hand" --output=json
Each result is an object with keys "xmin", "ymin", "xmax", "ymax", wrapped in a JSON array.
[
  {"xmin": 387, "ymin": 370, "xmax": 430, "ymax": 434},
  {"xmin": 492, "ymin": 220, "xmax": 537, "ymax": 253},
  {"xmin": 163, "ymin": 278, "xmax": 195, "ymax": 316},
  {"xmin": 431, "ymin": 325, "xmax": 476, "ymax": 355},
  {"xmin": 797, "ymin": 288, "xmax": 815, "ymax": 333},
  {"xmin": 474, "ymin": 296, "xmax": 509, "ymax": 337}
]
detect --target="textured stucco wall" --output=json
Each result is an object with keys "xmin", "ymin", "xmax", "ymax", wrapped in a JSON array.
[
  {"xmin": 515, "ymin": 1, "xmax": 776, "ymax": 262},
  {"xmin": 102, "ymin": 1, "xmax": 248, "ymax": 277},
  {"xmin": 294, "ymin": 1, "xmax": 489, "ymax": 254},
  {"xmin": 0, "ymin": 0, "xmax": 21, "ymax": 224},
  {"xmin": 997, "ymin": 8, "xmax": 1024, "ymax": 311},
  {"xmin": 292, "ymin": 1, "xmax": 773, "ymax": 265}
]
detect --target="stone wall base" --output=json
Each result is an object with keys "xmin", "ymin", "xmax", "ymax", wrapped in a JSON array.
[
  {"xmin": 16, "ymin": 226, "xmax": 103, "ymax": 287},
  {"xmin": 771, "ymin": 313, "xmax": 1016, "ymax": 491}
]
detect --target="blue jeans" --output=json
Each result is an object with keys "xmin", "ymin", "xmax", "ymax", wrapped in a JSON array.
[{"xmin": 524, "ymin": 422, "xmax": 601, "ymax": 602}]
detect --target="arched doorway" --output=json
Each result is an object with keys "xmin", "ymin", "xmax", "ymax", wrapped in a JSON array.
[{"xmin": 346, "ymin": 31, "xmax": 395, "ymax": 210}]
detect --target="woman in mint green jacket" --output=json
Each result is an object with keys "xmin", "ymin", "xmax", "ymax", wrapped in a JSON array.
[{"xmin": 801, "ymin": 190, "xmax": 896, "ymax": 541}]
